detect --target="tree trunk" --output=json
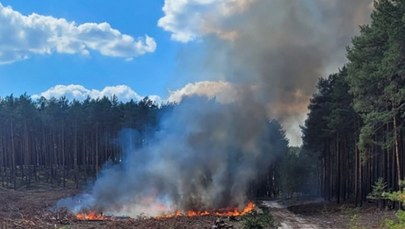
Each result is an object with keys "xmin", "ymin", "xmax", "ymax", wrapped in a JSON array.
[
  {"xmin": 10, "ymin": 120, "xmax": 16, "ymax": 189},
  {"xmin": 95, "ymin": 124, "xmax": 99, "ymax": 175},
  {"xmin": 393, "ymin": 114, "xmax": 401, "ymax": 188},
  {"xmin": 74, "ymin": 120, "xmax": 79, "ymax": 188},
  {"xmin": 62, "ymin": 124, "xmax": 66, "ymax": 187},
  {"xmin": 24, "ymin": 120, "xmax": 30, "ymax": 187}
]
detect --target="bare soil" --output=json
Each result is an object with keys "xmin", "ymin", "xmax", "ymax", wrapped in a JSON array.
[
  {"xmin": 277, "ymin": 201, "xmax": 395, "ymax": 229},
  {"xmin": 0, "ymin": 186, "xmax": 246, "ymax": 228},
  {"xmin": 0, "ymin": 187, "xmax": 397, "ymax": 228},
  {"xmin": 263, "ymin": 201, "xmax": 320, "ymax": 228}
]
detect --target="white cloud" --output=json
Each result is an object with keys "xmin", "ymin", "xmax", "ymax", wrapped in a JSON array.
[
  {"xmin": 35, "ymin": 85, "xmax": 92, "ymax": 101},
  {"xmin": 32, "ymin": 84, "xmax": 162, "ymax": 104},
  {"xmin": 168, "ymin": 81, "xmax": 237, "ymax": 103},
  {"xmin": 90, "ymin": 85, "xmax": 143, "ymax": 101},
  {"xmin": 158, "ymin": 0, "xmax": 254, "ymax": 42},
  {"xmin": 0, "ymin": 3, "xmax": 156, "ymax": 64},
  {"xmin": 34, "ymin": 81, "xmax": 235, "ymax": 105},
  {"xmin": 34, "ymin": 81, "xmax": 236, "ymax": 105}
]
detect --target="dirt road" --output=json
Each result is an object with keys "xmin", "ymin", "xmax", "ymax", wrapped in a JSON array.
[{"xmin": 263, "ymin": 201, "xmax": 320, "ymax": 229}]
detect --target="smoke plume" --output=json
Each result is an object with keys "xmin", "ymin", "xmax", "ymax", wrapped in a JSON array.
[
  {"xmin": 58, "ymin": 0, "xmax": 373, "ymax": 216},
  {"xmin": 161, "ymin": 0, "xmax": 372, "ymax": 144}
]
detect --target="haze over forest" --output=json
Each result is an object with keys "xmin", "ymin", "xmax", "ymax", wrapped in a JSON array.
[{"xmin": 1, "ymin": 0, "xmax": 405, "ymax": 228}]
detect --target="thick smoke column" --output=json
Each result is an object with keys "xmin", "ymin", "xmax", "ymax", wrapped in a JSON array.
[
  {"xmin": 58, "ymin": 0, "xmax": 373, "ymax": 216},
  {"xmin": 58, "ymin": 97, "xmax": 276, "ymax": 216},
  {"xmin": 161, "ymin": 0, "xmax": 372, "ymax": 144}
]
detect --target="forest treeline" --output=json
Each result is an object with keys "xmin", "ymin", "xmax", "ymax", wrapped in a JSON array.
[
  {"xmin": 302, "ymin": 0, "xmax": 405, "ymax": 206},
  {"xmin": 2, "ymin": 0, "xmax": 404, "ymax": 209},
  {"xmin": 0, "ymin": 95, "xmax": 165, "ymax": 189},
  {"xmin": 0, "ymin": 94, "xmax": 293, "ymax": 197}
]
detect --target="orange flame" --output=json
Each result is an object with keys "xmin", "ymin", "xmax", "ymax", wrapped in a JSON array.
[
  {"xmin": 158, "ymin": 210, "xmax": 183, "ymax": 219},
  {"xmin": 157, "ymin": 201, "xmax": 255, "ymax": 219},
  {"xmin": 76, "ymin": 202, "xmax": 255, "ymax": 220},
  {"xmin": 76, "ymin": 211, "xmax": 108, "ymax": 221}
]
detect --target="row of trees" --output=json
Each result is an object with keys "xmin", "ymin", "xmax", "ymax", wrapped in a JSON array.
[
  {"xmin": 254, "ymin": 121, "xmax": 316, "ymax": 199},
  {"xmin": 0, "ymin": 93, "xmax": 291, "ymax": 199},
  {"xmin": 302, "ymin": 0, "xmax": 405, "ymax": 206},
  {"xmin": 0, "ymin": 95, "xmax": 162, "ymax": 189},
  {"xmin": 254, "ymin": 121, "xmax": 289, "ymax": 198}
]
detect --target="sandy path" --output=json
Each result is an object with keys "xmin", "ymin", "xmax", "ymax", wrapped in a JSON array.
[{"xmin": 262, "ymin": 201, "xmax": 320, "ymax": 229}]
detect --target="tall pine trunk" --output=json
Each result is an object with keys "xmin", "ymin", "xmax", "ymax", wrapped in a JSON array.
[
  {"xmin": 74, "ymin": 120, "xmax": 79, "ymax": 188},
  {"xmin": 393, "ymin": 114, "xmax": 401, "ymax": 188},
  {"xmin": 10, "ymin": 120, "xmax": 16, "ymax": 189}
]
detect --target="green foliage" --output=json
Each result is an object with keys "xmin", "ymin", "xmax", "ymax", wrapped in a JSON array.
[
  {"xmin": 57, "ymin": 226, "xmax": 72, "ymax": 229},
  {"xmin": 303, "ymin": 0, "xmax": 405, "ymax": 206},
  {"xmin": 347, "ymin": 0, "xmax": 405, "ymax": 156},
  {"xmin": 255, "ymin": 120, "xmax": 290, "ymax": 198},
  {"xmin": 383, "ymin": 187, "xmax": 405, "ymax": 205},
  {"xmin": 242, "ymin": 211, "xmax": 276, "ymax": 229},
  {"xmin": 349, "ymin": 214, "xmax": 362, "ymax": 229},
  {"xmin": 277, "ymin": 147, "xmax": 317, "ymax": 196},
  {"xmin": 369, "ymin": 179, "xmax": 405, "ymax": 228},
  {"xmin": 302, "ymin": 68, "xmax": 357, "ymax": 198},
  {"xmin": 367, "ymin": 177, "xmax": 388, "ymax": 200},
  {"xmin": 303, "ymin": 68, "xmax": 358, "ymax": 152},
  {"xmin": 383, "ymin": 183, "xmax": 405, "ymax": 228},
  {"xmin": 385, "ymin": 210, "xmax": 405, "ymax": 229},
  {"xmin": 0, "ymin": 94, "xmax": 162, "ymax": 188}
]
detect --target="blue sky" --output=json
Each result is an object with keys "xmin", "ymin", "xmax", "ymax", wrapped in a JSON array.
[
  {"xmin": 0, "ymin": 0, "xmax": 373, "ymax": 145},
  {"xmin": 0, "ymin": 0, "xmax": 185, "ymax": 98}
]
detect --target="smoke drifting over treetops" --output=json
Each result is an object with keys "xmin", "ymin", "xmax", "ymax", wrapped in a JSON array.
[
  {"xmin": 58, "ymin": 0, "xmax": 373, "ymax": 216},
  {"xmin": 58, "ymin": 97, "xmax": 277, "ymax": 216},
  {"xmin": 161, "ymin": 0, "xmax": 372, "ymax": 144}
]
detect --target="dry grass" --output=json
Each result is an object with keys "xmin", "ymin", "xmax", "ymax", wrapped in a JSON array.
[{"xmin": 0, "ymin": 186, "xmax": 246, "ymax": 228}]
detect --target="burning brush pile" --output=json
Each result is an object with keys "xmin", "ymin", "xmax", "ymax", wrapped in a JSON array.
[
  {"xmin": 70, "ymin": 204, "xmax": 256, "ymax": 229},
  {"xmin": 157, "ymin": 202, "xmax": 255, "ymax": 218},
  {"xmin": 57, "ymin": 97, "xmax": 274, "ymax": 222},
  {"xmin": 74, "ymin": 202, "xmax": 255, "ymax": 221}
]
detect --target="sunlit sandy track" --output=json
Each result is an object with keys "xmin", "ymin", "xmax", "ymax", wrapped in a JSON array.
[{"xmin": 263, "ymin": 201, "xmax": 320, "ymax": 229}]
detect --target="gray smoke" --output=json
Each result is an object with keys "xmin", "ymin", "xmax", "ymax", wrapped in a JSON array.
[
  {"xmin": 175, "ymin": 0, "xmax": 372, "ymax": 144},
  {"xmin": 58, "ymin": 97, "xmax": 275, "ymax": 216},
  {"xmin": 58, "ymin": 0, "xmax": 373, "ymax": 216}
]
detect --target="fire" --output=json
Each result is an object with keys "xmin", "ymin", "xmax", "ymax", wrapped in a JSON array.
[
  {"xmin": 158, "ymin": 210, "xmax": 183, "ymax": 219},
  {"xmin": 158, "ymin": 201, "xmax": 255, "ymax": 219},
  {"xmin": 214, "ymin": 201, "xmax": 256, "ymax": 217},
  {"xmin": 76, "ymin": 211, "xmax": 108, "ymax": 221},
  {"xmin": 75, "ymin": 202, "xmax": 256, "ymax": 220}
]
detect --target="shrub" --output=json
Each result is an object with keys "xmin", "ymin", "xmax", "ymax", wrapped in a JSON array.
[{"xmin": 242, "ymin": 210, "xmax": 276, "ymax": 229}]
